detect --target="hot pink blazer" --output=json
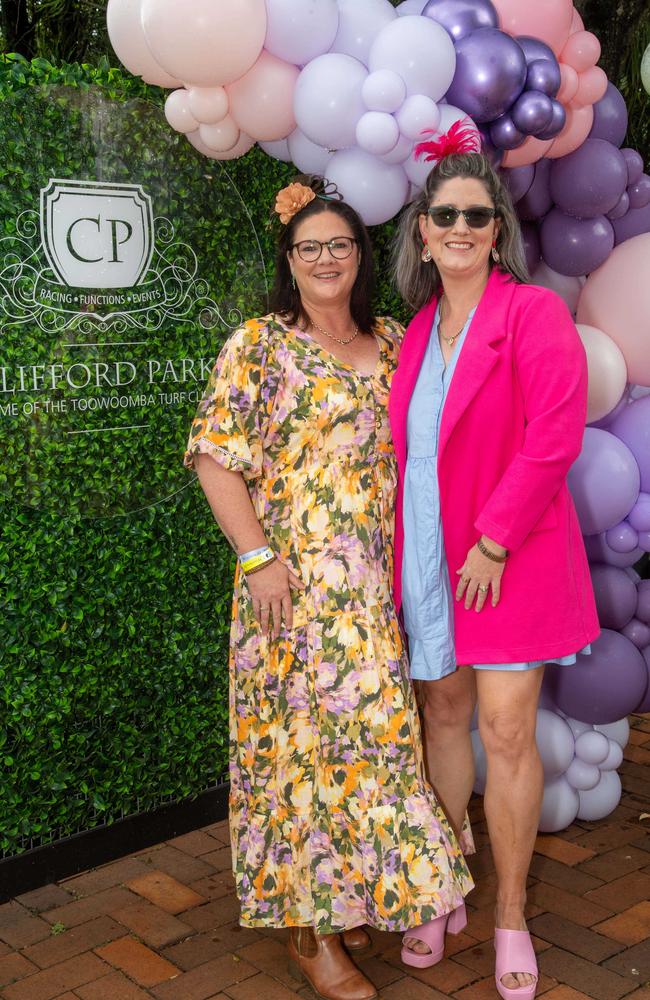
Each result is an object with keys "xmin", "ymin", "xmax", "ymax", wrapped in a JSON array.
[{"xmin": 389, "ymin": 268, "xmax": 599, "ymax": 664}]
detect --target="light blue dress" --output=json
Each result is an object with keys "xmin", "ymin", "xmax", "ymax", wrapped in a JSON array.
[{"xmin": 401, "ymin": 304, "xmax": 587, "ymax": 682}]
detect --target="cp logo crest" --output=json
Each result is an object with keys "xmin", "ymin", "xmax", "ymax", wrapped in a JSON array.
[{"xmin": 40, "ymin": 179, "xmax": 154, "ymax": 290}]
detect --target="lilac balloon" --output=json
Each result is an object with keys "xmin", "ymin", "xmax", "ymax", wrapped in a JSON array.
[
  {"xmin": 547, "ymin": 629, "xmax": 648, "ymax": 724},
  {"xmin": 539, "ymin": 776, "xmax": 579, "ymax": 832},
  {"xmin": 549, "ymin": 139, "xmax": 628, "ymax": 220},
  {"xmin": 589, "ymin": 83, "xmax": 628, "ymax": 147},
  {"xmin": 605, "ymin": 521, "xmax": 639, "ymax": 553},
  {"xmin": 610, "ymin": 396, "xmax": 650, "ymax": 492},
  {"xmin": 638, "ymin": 580, "xmax": 650, "ymax": 624},
  {"xmin": 613, "ymin": 203, "xmax": 650, "ymax": 245},
  {"xmin": 584, "ymin": 532, "xmax": 644, "ymax": 568},
  {"xmin": 565, "ymin": 757, "xmax": 601, "ymax": 791},
  {"xmin": 526, "ymin": 59, "xmax": 561, "ymax": 98},
  {"xmin": 536, "ymin": 709, "xmax": 576, "ymax": 778},
  {"xmin": 540, "ymin": 209, "xmax": 615, "ymax": 277},
  {"xmin": 589, "ymin": 563, "xmax": 637, "ymax": 630},
  {"xmin": 607, "ymin": 191, "xmax": 630, "ymax": 221},
  {"xmin": 567, "ymin": 428, "xmax": 640, "ymax": 535},
  {"xmin": 621, "ymin": 148, "xmax": 644, "ymax": 186},
  {"xmin": 574, "ymin": 730, "xmax": 609, "ymax": 765},
  {"xmin": 516, "ymin": 35, "xmax": 556, "ymax": 66},
  {"xmin": 627, "ymin": 174, "xmax": 650, "ymax": 209},
  {"xmin": 577, "ymin": 771, "xmax": 622, "ymax": 821},
  {"xmin": 521, "ymin": 221, "xmax": 541, "ymax": 272},
  {"xmin": 422, "ymin": 0, "xmax": 498, "ymax": 40},
  {"xmin": 446, "ymin": 28, "xmax": 527, "ymax": 123},
  {"xmin": 517, "ymin": 158, "xmax": 552, "ymax": 220},
  {"xmin": 511, "ymin": 90, "xmax": 554, "ymax": 135},
  {"xmin": 621, "ymin": 617, "xmax": 650, "ymax": 649},
  {"xmin": 501, "ymin": 164, "xmax": 534, "ymax": 203},
  {"xmin": 594, "ymin": 718, "xmax": 630, "ymax": 747},
  {"xmin": 628, "ymin": 493, "xmax": 650, "ymax": 533},
  {"xmin": 489, "ymin": 113, "xmax": 525, "ymax": 150},
  {"xmin": 598, "ymin": 740, "xmax": 623, "ymax": 771},
  {"xmin": 536, "ymin": 100, "xmax": 566, "ymax": 140},
  {"xmin": 638, "ymin": 530, "xmax": 650, "ymax": 550}
]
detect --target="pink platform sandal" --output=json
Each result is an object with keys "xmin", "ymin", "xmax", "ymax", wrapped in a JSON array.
[
  {"xmin": 401, "ymin": 902, "xmax": 467, "ymax": 969},
  {"xmin": 494, "ymin": 928, "xmax": 538, "ymax": 1000}
]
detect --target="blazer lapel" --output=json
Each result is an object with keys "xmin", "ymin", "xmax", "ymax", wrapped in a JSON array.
[{"xmin": 389, "ymin": 295, "xmax": 439, "ymax": 476}]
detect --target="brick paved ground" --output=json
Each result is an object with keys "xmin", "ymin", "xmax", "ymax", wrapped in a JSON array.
[{"xmin": 1, "ymin": 715, "xmax": 648, "ymax": 1000}]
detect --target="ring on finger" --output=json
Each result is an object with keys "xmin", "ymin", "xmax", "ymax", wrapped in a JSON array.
[
  {"xmin": 462, "ymin": 576, "xmax": 470, "ymax": 584},
  {"xmin": 478, "ymin": 584, "xmax": 489, "ymax": 593}
]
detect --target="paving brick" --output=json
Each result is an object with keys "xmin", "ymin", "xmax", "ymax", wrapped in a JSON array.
[
  {"xmin": 573, "ymin": 825, "xmax": 643, "ymax": 854},
  {"xmin": 188, "ymin": 874, "xmax": 235, "ymax": 902},
  {"xmin": 14, "ymin": 887, "xmax": 73, "ymax": 915},
  {"xmin": 162, "ymin": 931, "xmax": 232, "ymax": 971},
  {"xmin": 541, "ymin": 987, "xmax": 596, "ymax": 1000},
  {"xmin": 22, "ymin": 916, "xmax": 124, "ymax": 969},
  {"xmin": 623, "ymin": 745, "xmax": 650, "ymax": 765},
  {"xmin": 628, "ymin": 730, "xmax": 650, "ymax": 746},
  {"xmin": 200, "ymin": 822, "xmax": 229, "ymax": 845},
  {"xmin": 223, "ymin": 971, "xmax": 305, "ymax": 999},
  {"xmin": 61, "ymin": 859, "xmax": 151, "ymax": 898},
  {"xmin": 376, "ymin": 977, "xmax": 449, "ymax": 1000},
  {"xmin": 604, "ymin": 940, "xmax": 650, "ymax": 981},
  {"xmin": 75, "ymin": 970, "xmax": 153, "ymax": 999},
  {"xmin": 578, "ymin": 847, "xmax": 650, "ymax": 883},
  {"xmin": 180, "ymin": 897, "xmax": 241, "ymax": 933},
  {"xmin": 528, "ymin": 855, "xmax": 604, "ymax": 895},
  {"xmin": 42, "ymin": 888, "xmax": 138, "ymax": 930},
  {"xmin": 149, "ymin": 953, "xmax": 257, "ymax": 999},
  {"xmin": 0, "ymin": 954, "xmax": 38, "ymax": 988},
  {"xmin": 200, "ymin": 848, "xmax": 233, "ymax": 874},
  {"xmin": 234, "ymin": 937, "xmax": 303, "ymax": 991},
  {"xmin": 534, "ymin": 836, "xmax": 596, "ymax": 866},
  {"xmin": 594, "ymin": 902, "xmax": 650, "ymax": 946},
  {"xmin": 355, "ymin": 954, "xmax": 403, "ymax": 989},
  {"xmin": 538, "ymin": 947, "xmax": 636, "ymax": 1000},
  {"xmin": 125, "ymin": 871, "xmax": 205, "ymax": 915},
  {"xmin": 166, "ymin": 831, "xmax": 223, "ymax": 857},
  {"xmin": 528, "ymin": 913, "xmax": 624, "ymax": 963},
  {"xmin": 586, "ymin": 872, "xmax": 650, "ymax": 913},
  {"xmin": 110, "ymin": 899, "xmax": 194, "ymax": 949},
  {"xmin": 622, "ymin": 989, "xmax": 650, "ymax": 1000},
  {"xmin": 135, "ymin": 847, "xmax": 214, "ymax": 885},
  {"xmin": 0, "ymin": 903, "xmax": 52, "ymax": 949},
  {"xmin": 0, "ymin": 952, "xmax": 109, "ymax": 1000},
  {"xmin": 527, "ymin": 882, "xmax": 614, "ymax": 928},
  {"xmin": 94, "ymin": 936, "xmax": 179, "ymax": 988},
  {"xmin": 0, "ymin": 946, "xmax": 9, "ymax": 959},
  {"xmin": 405, "ymin": 956, "xmax": 479, "ymax": 993}
]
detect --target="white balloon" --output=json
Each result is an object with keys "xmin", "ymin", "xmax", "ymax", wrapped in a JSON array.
[
  {"xmin": 598, "ymin": 740, "xmax": 624, "ymax": 771},
  {"xmin": 535, "ymin": 709, "xmax": 576, "ymax": 778},
  {"xmin": 575, "ymin": 730, "xmax": 610, "ymax": 766},
  {"xmin": 164, "ymin": 89, "xmax": 199, "ymax": 134},
  {"xmin": 331, "ymin": 0, "xmax": 396, "ymax": 66},
  {"xmin": 539, "ymin": 776, "xmax": 580, "ymax": 832},
  {"xmin": 287, "ymin": 127, "xmax": 331, "ymax": 174},
  {"xmin": 531, "ymin": 261, "xmax": 585, "ymax": 316},
  {"xmin": 362, "ymin": 69, "xmax": 407, "ymax": 113},
  {"xmin": 397, "ymin": 0, "xmax": 428, "ymax": 13},
  {"xmin": 404, "ymin": 104, "xmax": 476, "ymax": 190},
  {"xmin": 258, "ymin": 138, "xmax": 292, "ymax": 161},
  {"xmin": 199, "ymin": 116, "xmax": 240, "ymax": 152},
  {"xmin": 186, "ymin": 128, "xmax": 255, "ymax": 161},
  {"xmin": 264, "ymin": 0, "xmax": 339, "ymax": 65},
  {"xmin": 641, "ymin": 42, "xmax": 650, "ymax": 97},
  {"xmin": 564, "ymin": 757, "xmax": 601, "ymax": 791},
  {"xmin": 381, "ymin": 133, "xmax": 414, "ymax": 164},
  {"xmin": 577, "ymin": 324, "xmax": 628, "ymax": 425},
  {"xmin": 470, "ymin": 728, "xmax": 487, "ymax": 795},
  {"xmin": 356, "ymin": 111, "xmax": 400, "ymax": 156},
  {"xmin": 187, "ymin": 87, "xmax": 229, "ymax": 125},
  {"xmin": 577, "ymin": 771, "xmax": 622, "ymax": 821},
  {"xmin": 107, "ymin": 0, "xmax": 181, "ymax": 87},
  {"xmin": 326, "ymin": 148, "xmax": 409, "ymax": 226},
  {"xmin": 565, "ymin": 716, "xmax": 593, "ymax": 739},
  {"xmin": 369, "ymin": 15, "xmax": 456, "ymax": 100},
  {"xmin": 294, "ymin": 53, "xmax": 367, "ymax": 149},
  {"xmin": 594, "ymin": 718, "xmax": 630, "ymax": 748},
  {"xmin": 396, "ymin": 94, "xmax": 441, "ymax": 141}
]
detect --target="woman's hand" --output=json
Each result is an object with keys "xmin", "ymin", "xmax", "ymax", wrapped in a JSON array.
[
  {"xmin": 246, "ymin": 559, "xmax": 306, "ymax": 637},
  {"xmin": 456, "ymin": 537, "xmax": 506, "ymax": 612}
]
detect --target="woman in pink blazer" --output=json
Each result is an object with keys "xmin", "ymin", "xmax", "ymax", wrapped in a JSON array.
[{"xmin": 389, "ymin": 147, "xmax": 599, "ymax": 1000}]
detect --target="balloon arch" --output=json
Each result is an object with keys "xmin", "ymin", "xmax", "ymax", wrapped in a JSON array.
[{"xmin": 106, "ymin": 0, "xmax": 650, "ymax": 830}]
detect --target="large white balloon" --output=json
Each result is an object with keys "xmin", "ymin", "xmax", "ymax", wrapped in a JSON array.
[
  {"xmin": 362, "ymin": 69, "xmax": 407, "ymax": 113},
  {"xmin": 598, "ymin": 740, "xmax": 624, "ymax": 771},
  {"xmin": 575, "ymin": 730, "xmax": 610, "ymax": 765},
  {"xmin": 264, "ymin": 0, "xmax": 339, "ymax": 66},
  {"xmin": 356, "ymin": 112, "xmax": 400, "ymax": 156},
  {"xmin": 287, "ymin": 127, "xmax": 331, "ymax": 174},
  {"xmin": 594, "ymin": 718, "xmax": 630, "ymax": 748},
  {"xmin": 577, "ymin": 324, "xmax": 627, "ymax": 425},
  {"xmin": 331, "ymin": 0, "xmax": 396, "ymax": 66},
  {"xmin": 577, "ymin": 771, "xmax": 622, "ymax": 821},
  {"xmin": 294, "ymin": 53, "xmax": 367, "ymax": 149},
  {"xmin": 369, "ymin": 15, "xmax": 456, "ymax": 100},
  {"xmin": 107, "ymin": 0, "xmax": 181, "ymax": 87},
  {"xmin": 396, "ymin": 95, "xmax": 441, "ymax": 141},
  {"xmin": 535, "ymin": 709, "xmax": 576, "ymax": 778},
  {"xmin": 539, "ymin": 776, "xmax": 580, "ymax": 832},
  {"xmin": 326, "ymin": 149, "xmax": 409, "ymax": 226}
]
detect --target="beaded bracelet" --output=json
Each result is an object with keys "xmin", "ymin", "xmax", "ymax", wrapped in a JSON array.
[{"xmin": 240, "ymin": 546, "xmax": 275, "ymax": 575}]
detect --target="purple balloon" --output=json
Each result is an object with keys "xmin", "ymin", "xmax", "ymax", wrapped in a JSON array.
[
  {"xmin": 517, "ymin": 158, "xmax": 552, "ymax": 220},
  {"xmin": 501, "ymin": 164, "xmax": 534, "ymax": 203},
  {"xmin": 584, "ymin": 533, "xmax": 644, "ymax": 568},
  {"xmin": 638, "ymin": 529, "xmax": 650, "ymax": 550},
  {"xmin": 613, "ymin": 203, "xmax": 650, "ymax": 245},
  {"xmin": 541, "ymin": 209, "xmax": 615, "ymax": 276},
  {"xmin": 621, "ymin": 147, "xmax": 643, "ymax": 186},
  {"xmin": 477, "ymin": 126, "xmax": 504, "ymax": 168},
  {"xmin": 628, "ymin": 493, "xmax": 650, "ymax": 532},
  {"xmin": 589, "ymin": 563, "xmax": 637, "ymax": 629},
  {"xmin": 526, "ymin": 59, "xmax": 561, "ymax": 98},
  {"xmin": 511, "ymin": 90, "xmax": 554, "ymax": 135},
  {"xmin": 605, "ymin": 521, "xmax": 639, "ymax": 553},
  {"xmin": 422, "ymin": 0, "xmax": 498, "ymax": 41},
  {"xmin": 536, "ymin": 99, "xmax": 566, "ymax": 140},
  {"xmin": 547, "ymin": 629, "xmax": 648, "ymax": 725},
  {"xmin": 610, "ymin": 396, "xmax": 650, "ymax": 492},
  {"xmin": 520, "ymin": 221, "xmax": 541, "ymax": 272},
  {"xmin": 567, "ymin": 428, "xmax": 640, "ymax": 535},
  {"xmin": 489, "ymin": 113, "xmax": 525, "ymax": 149},
  {"xmin": 627, "ymin": 174, "xmax": 650, "ymax": 210},
  {"xmin": 516, "ymin": 35, "xmax": 556, "ymax": 65},
  {"xmin": 549, "ymin": 139, "xmax": 628, "ymax": 220},
  {"xmin": 589, "ymin": 82, "xmax": 628, "ymax": 147},
  {"xmin": 635, "ymin": 647, "xmax": 650, "ymax": 713},
  {"xmin": 606, "ymin": 191, "xmax": 629, "ymax": 221},
  {"xmin": 621, "ymin": 617, "xmax": 650, "ymax": 649},
  {"xmin": 637, "ymin": 579, "xmax": 650, "ymax": 623},
  {"xmin": 588, "ymin": 392, "xmax": 630, "ymax": 429},
  {"xmin": 446, "ymin": 28, "xmax": 527, "ymax": 123}
]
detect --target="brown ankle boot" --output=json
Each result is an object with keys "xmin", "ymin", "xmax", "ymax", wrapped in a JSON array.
[
  {"xmin": 341, "ymin": 926, "xmax": 371, "ymax": 953},
  {"xmin": 288, "ymin": 927, "xmax": 377, "ymax": 1000}
]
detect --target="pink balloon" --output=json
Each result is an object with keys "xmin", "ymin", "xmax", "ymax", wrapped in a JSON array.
[
  {"xmin": 545, "ymin": 104, "xmax": 594, "ymax": 159},
  {"xmin": 570, "ymin": 66, "xmax": 608, "ymax": 109},
  {"xmin": 491, "ymin": 0, "xmax": 573, "ymax": 55},
  {"xmin": 560, "ymin": 30, "xmax": 601, "ymax": 73},
  {"xmin": 164, "ymin": 89, "xmax": 199, "ymax": 133},
  {"xmin": 188, "ymin": 87, "xmax": 229, "ymax": 125},
  {"xmin": 531, "ymin": 261, "xmax": 585, "ymax": 314},
  {"xmin": 502, "ymin": 135, "xmax": 554, "ymax": 168},
  {"xmin": 141, "ymin": 0, "xmax": 266, "ymax": 87},
  {"xmin": 227, "ymin": 50, "xmax": 298, "ymax": 142},
  {"xmin": 576, "ymin": 324, "xmax": 627, "ymax": 424},
  {"xmin": 556, "ymin": 63, "xmax": 579, "ymax": 103},
  {"xmin": 577, "ymin": 233, "xmax": 650, "ymax": 385},
  {"xmin": 570, "ymin": 9, "xmax": 585, "ymax": 33},
  {"xmin": 187, "ymin": 128, "xmax": 255, "ymax": 161},
  {"xmin": 199, "ymin": 115, "xmax": 241, "ymax": 152},
  {"xmin": 107, "ymin": 0, "xmax": 181, "ymax": 87}
]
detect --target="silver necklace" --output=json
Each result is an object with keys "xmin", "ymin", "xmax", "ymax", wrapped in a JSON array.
[{"xmin": 310, "ymin": 318, "xmax": 360, "ymax": 346}]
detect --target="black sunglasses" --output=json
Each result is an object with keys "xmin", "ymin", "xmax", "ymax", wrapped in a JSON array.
[{"xmin": 428, "ymin": 205, "xmax": 497, "ymax": 229}]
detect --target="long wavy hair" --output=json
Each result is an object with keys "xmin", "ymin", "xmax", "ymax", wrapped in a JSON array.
[
  {"xmin": 269, "ymin": 189, "xmax": 376, "ymax": 334},
  {"xmin": 393, "ymin": 152, "xmax": 529, "ymax": 311}
]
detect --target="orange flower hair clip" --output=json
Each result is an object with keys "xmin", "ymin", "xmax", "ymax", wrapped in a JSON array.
[{"xmin": 274, "ymin": 182, "xmax": 316, "ymax": 224}]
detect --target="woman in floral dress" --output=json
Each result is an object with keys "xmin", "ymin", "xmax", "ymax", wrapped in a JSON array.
[{"xmin": 184, "ymin": 179, "xmax": 473, "ymax": 1000}]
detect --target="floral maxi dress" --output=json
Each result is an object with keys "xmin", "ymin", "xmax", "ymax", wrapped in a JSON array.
[{"xmin": 184, "ymin": 314, "xmax": 473, "ymax": 933}]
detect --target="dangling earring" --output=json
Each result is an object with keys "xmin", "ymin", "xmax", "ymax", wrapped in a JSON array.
[
  {"xmin": 421, "ymin": 244, "xmax": 432, "ymax": 263},
  {"xmin": 291, "ymin": 272, "xmax": 296, "ymax": 289},
  {"xmin": 491, "ymin": 241, "xmax": 500, "ymax": 264}
]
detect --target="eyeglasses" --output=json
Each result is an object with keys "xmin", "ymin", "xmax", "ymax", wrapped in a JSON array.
[
  {"xmin": 290, "ymin": 236, "xmax": 358, "ymax": 262},
  {"xmin": 428, "ymin": 206, "xmax": 496, "ymax": 229}
]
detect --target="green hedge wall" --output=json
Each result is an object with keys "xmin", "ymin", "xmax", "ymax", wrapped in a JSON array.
[{"xmin": 0, "ymin": 55, "xmax": 405, "ymax": 857}]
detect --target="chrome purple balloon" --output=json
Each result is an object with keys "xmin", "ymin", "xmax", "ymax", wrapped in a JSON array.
[
  {"xmin": 511, "ymin": 89, "xmax": 554, "ymax": 135},
  {"xmin": 422, "ymin": 0, "xmax": 498, "ymax": 41},
  {"xmin": 526, "ymin": 58, "xmax": 561, "ymax": 98},
  {"xmin": 537, "ymin": 99, "xmax": 566, "ymax": 140},
  {"xmin": 516, "ymin": 35, "xmax": 556, "ymax": 65},
  {"xmin": 549, "ymin": 138, "xmax": 628, "ymax": 219},
  {"xmin": 446, "ymin": 28, "xmax": 527, "ymax": 123},
  {"xmin": 589, "ymin": 82, "xmax": 628, "ymax": 147},
  {"xmin": 489, "ymin": 113, "xmax": 525, "ymax": 149}
]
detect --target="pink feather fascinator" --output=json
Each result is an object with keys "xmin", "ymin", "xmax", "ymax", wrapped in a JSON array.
[{"xmin": 414, "ymin": 118, "xmax": 482, "ymax": 163}]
